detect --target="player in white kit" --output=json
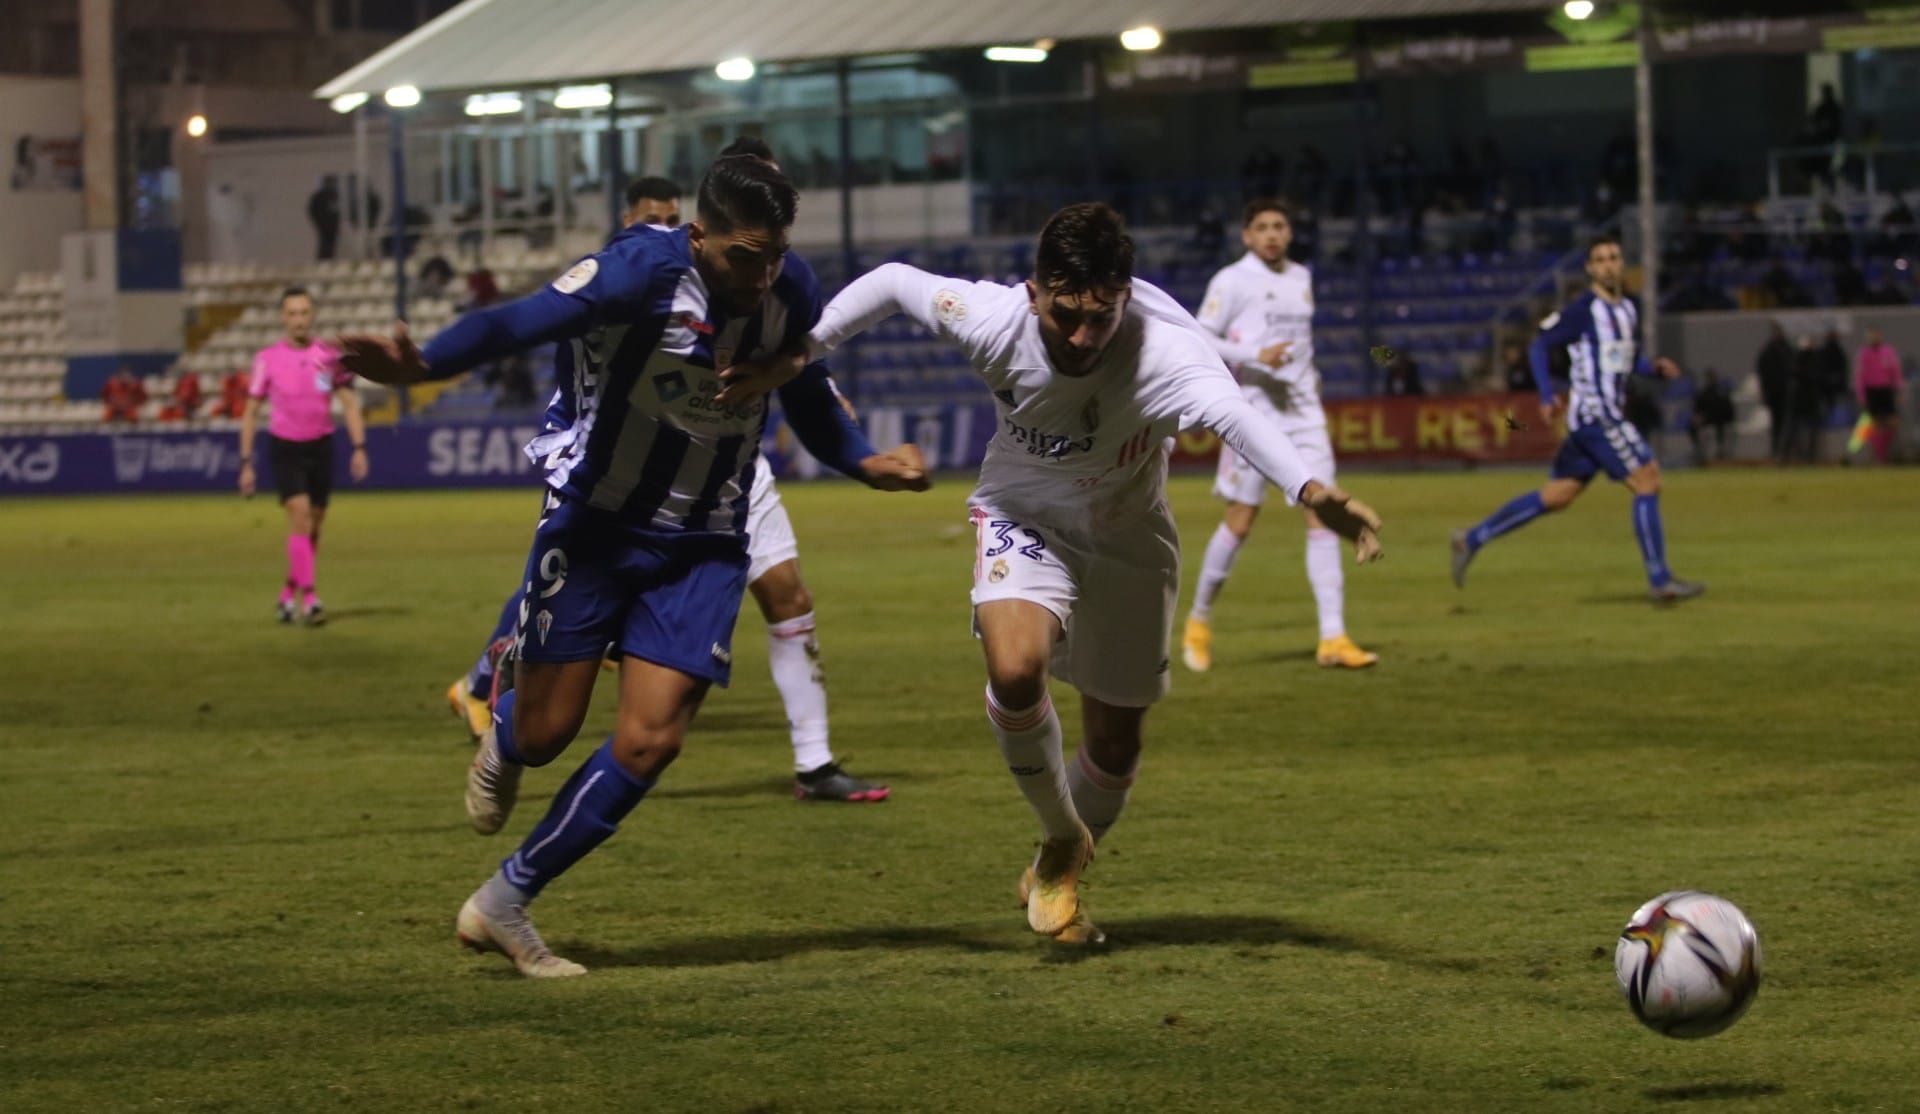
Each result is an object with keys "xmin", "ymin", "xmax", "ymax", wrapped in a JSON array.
[
  {"xmin": 1182, "ymin": 200, "xmax": 1379, "ymax": 673},
  {"xmin": 796, "ymin": 204, "xmax": 1384, "ymax": 944}
]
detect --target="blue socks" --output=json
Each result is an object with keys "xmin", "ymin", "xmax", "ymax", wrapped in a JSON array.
[
  {"xmin": 498, "ymin": 739, "xmax": 654, "ymax": 900},
  {"xmin": 1467, "ymin": 491, "xmax": 1549, "ymax": 552},
  {"xmin": 1632, "ymin": 493, "xmax": 1672, "ymax": 588}
]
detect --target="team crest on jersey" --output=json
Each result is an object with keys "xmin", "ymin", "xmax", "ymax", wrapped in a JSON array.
[
  {"xmin": 989, "ymin": 558, "xmax": 1009, "ymax": 584},
  {"xmin": 932, "ymin": 289, "xmax": 968, "ymax": 325},
  {"xmin": 535, "ymin": 609, "xmax": 553, "ymax": 646},
  {"xmin": 653, "ymin": 371, "xmax": 689, "ymax": 402},
  {"xmin": 551, "ymin": 258, "xmax": 598, "ymax": 294}
]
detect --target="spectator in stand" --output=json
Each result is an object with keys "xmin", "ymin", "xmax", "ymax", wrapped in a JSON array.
[
  {"xmin": 462, "ymin": 266, "xmax": 501, "ymax": 311},
  {"xmin": 419, "ymin": 256, "xmax": 456, "ymax": 298},
  {"xmin": 1762, "ymin": 262, "xmax": 1813, "ymax": 308},
  {"xmin": 159, "ymin": 371, "xmax": 202, "ymax": 421},
  {"xmin": 1500, "ymin": 339, "xmax": 1533, "ymax": 393},
  {"xmin": 307, "ymin": 176, "xmax": 341, "ymax": 261},
  {"xmin": 1880, "ymin": 191, "xmax": 1915, "ymax": 256},
  {"xmin": 215, "ymin": 369, "xmax": 251, "ymax": 419},
  {"xmin": 1757, "ymin": 322, "xmax": 1793, "ymax": 460},
  {"xmin": 1834, "ymin": 259, "xmax": 1871, "ymax": 307},
  {"xmin": 1784, "ymin": 335, "xmax": 1827, "ymax": 463},
  {"xmin": 1852, "ymin": 327, "xmax": 1903, "ymax": 463},
  {"xmin": 1383, "ymin": 350, "xmax": 1424, "ymax": 397},
  {"xmin": 1808, "ymin": 83, "xmax": 1843, "ymax": 147},
  {"xmin": 101, "ymin": 366, "xmax": 146, "ymax": 423},
  {"xmin": 1688, "ymin": 369, "xmax": 1736, "ymax": 465}
]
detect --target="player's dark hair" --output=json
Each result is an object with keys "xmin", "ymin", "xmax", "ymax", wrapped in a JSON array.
[
  {"xmin": 719, "ymin": 135, "xmax": 776, "ymax": 164},
  {"xmin": 1034, "ymin": 202, "xmax": 1134, "ymax": 296},
  {"xmin": 624, "ymin": 176, "xmax": 682, "ymax": 208},
  {"xmin": 280, "ymin": 285, "xmax": 312, "ymax": 306},
  {"xmin": 696, "ymin": 156, "xmax": 798, "ymax": 235},
  {"xmin": 1587, "ymin": 232, "xmax": 1622, "ymax": 258},
  {"xmin": 1242, "ymin": 197, "xmax": 1291, "ymax": 227}
]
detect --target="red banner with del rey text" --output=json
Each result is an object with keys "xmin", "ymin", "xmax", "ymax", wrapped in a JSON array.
[{"xmin": 1171, "ymin": 393, "xmax": 1562, "ymax": 466}]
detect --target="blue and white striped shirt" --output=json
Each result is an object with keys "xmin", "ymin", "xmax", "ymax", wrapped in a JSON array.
[
  {"xmin": 1529, "ymin": 291, "xmax": 1653, "ymax": 430},
  {"xmin": 421, "ymin": 224, "xmax": 874, "ymax": 534}
]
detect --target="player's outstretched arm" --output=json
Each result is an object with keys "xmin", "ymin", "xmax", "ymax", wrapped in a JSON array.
[
  {"xmin": 777, "ymin": 362, "xmax": 930, "ymax": 493},
  {"xmin": 1187, "ymin": 378, "xmax": 1382, "ymax": 564},
  {"xmin": 809, "ymin": 262, "xmax": 968, "ymax": 357},
  {"xmin": 337, "ymin": 284, "xmax": 595, "ymax": 385}
]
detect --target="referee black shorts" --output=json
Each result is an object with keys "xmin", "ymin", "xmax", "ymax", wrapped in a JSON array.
[{"xmin": 267, "ymin": 433, "xmax": 337, "ymax": 507}]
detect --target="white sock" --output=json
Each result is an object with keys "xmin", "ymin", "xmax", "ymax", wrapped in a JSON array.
[
  {"xmin": 1068, "ymin": 747, "xmax": 1137, "ymax": 844},
  {"xmin": 1306, "ymin": 528, "xmax": 1345, "ymax": 641},
  {"xmin": 768, "ymin": 612, "xmax": 833, "ymax": 772},
  {"xmin": 1190, "ymin": 523, "xmax": 1245, "ymax": 621},
  {"xmin": 985, "ymin": 685, "xmax": 1083, "ymax": 841}
]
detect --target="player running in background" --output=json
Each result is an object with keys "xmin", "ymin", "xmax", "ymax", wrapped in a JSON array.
[
  {"xmin": 1451, "ymin": 234, "xmax": 1704, "ymax": 603},
  {"xmin": 341, "ymin": 157, "xmax": 927, "ymax": 978},
  {"xmin": 787, "ymin": 203, "xmax": 1382, "ymax": 945},
  {"xmin": 238, "ymin": 286, "xmax": 369, "ymax": 625},
  {"xmin": 1180, "ymin": 200, "xmax": 1378, "ymax": 673},
  {"xmin": 623, "ymin": 175, "xmax": 682, "ymax": 228},
  {"xmin": 449, "ymin": 158, "xmax": 888, "ymax": 803}
]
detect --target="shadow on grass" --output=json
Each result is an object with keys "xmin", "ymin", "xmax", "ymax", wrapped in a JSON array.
[
  {"xmin": 651, "ymin": 777, "xmax": 795, "ymax": 801},
  {"xmin": 1099, "ymin": 913, "xmax": 1480, "ymax": 972},
  {"xmin": 307, "ymin": 605, "xmax": 415, "ymax": 623},
  {"xmin": 561, "ymin": 912, "xmax": 1475, "ymax": 973},
  {"xmin": 1576, "ymin": 592, "xmax": 1664, "ymax": 607},
  {"xmin": 562, "ymin": 923, "xmax": 1014, "ymax": 969},
  {"xmin": 1643, "ymin": 1082, "xmax": 1785, "ymax": 1102}
]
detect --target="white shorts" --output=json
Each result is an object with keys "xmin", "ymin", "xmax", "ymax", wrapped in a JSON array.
[
  {"xmin": 745, "ymin": 460, "xmax": 799, "ymax": 584},
  {"xmin": 969, "ymin": 504, "xmax": 1180, "ymax": 708},
  {"xmin": 1212, "ymin": 423, "xmax": 1336, "ymax": 508}
]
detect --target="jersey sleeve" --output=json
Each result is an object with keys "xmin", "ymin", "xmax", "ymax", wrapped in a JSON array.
[
  {"xmin": 1528, "ymin": 299, "xmax": 1590, "ymax": 399},
  {"xmin": 419, "ymin": 239, "xmax": 666, "ymax": 380},
  {"xmin": 774, "ymin": 252, "xmax": 826, "ymax": 350},
  {"xmin": 776, "ymin": 362, "xmax": 878, "ymax": 480},
  {"xmin": 246, "ymin": 350, "xmax": 271, "ymax": 398},
  {"xmin": 1192, "ymin": 270, "xmax": 1261, "ymax": 369},
  {"xmin": 1144, "ymin": 329, "xmax": 1320, "ymax": 500},
  {"xmin": 808, "ymin": 263, "xmax": 1012, "ymax": 363}
]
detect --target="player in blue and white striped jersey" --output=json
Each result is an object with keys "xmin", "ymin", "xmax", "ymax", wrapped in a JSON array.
[
  {"xmin": 1451, "ymin": 234, "xmax": 1704, "ymax": 603},
  {"xmin": 338, "ymin": 157, "xmax": 929, "ymax": 977}
]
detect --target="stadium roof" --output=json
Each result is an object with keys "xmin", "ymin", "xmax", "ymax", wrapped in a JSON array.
[{"xmin": 317, "ymin": 0, "xmax": 1558, "ymax": 99}]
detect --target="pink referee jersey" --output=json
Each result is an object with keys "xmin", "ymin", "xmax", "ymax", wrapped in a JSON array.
[
  {"xmin": 1854, "ymin": 342, "xmax": 1902, "ymax": 402},
  {"xmin": 249, "ymin": 339, "xmax": 352, "ymax": 442}
]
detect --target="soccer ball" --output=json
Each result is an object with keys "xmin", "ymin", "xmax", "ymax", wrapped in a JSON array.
[{"xmin": 1614, "ymin": 891, "xmax": 1761, "ymax": 1039}]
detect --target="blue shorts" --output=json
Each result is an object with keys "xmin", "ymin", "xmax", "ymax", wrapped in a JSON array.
[
  {"xmin": 513, "ymin": 492, "xmax": 749, "ymax": 685},
  {"xmin": 1550, "ymin": 421, "xmax": 1654, "ymax": 483}
]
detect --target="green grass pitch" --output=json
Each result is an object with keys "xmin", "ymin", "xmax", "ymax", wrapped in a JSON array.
[{"xmin": 3, "ymin": 469, "xmax": 1916, "ymax": 1111}]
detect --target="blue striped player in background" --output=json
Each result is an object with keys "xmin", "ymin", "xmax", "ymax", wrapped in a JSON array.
[
  {"xmin": 1451, "ymin": 234, "xmax": 1704, "ymax": 604},
  {"xmin": 339, "ymin": 156, "xmax": 929, "ymax": 978}
]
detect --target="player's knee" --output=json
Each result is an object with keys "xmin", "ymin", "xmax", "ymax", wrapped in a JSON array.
[
  {"xmin": 1083, "ymin": 731, "xmax": 1142, "ymax": 774},
  {"xmin": 512, "ymin": 706, "xmax": 586, "ymax": 767},
  {"xmin": 610, "ymin": 721, "xmax": 684, "ymax": 780},
  {"xmin": 985, "ymin": 660, "xmax": 1049, "ymax": 712},
  {"xmin": 768, "ymin": 581, "xmax": 813, "ymax": 622}
]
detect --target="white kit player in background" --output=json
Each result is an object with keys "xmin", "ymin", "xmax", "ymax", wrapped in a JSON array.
[
  {"xmin": 791, "ymin": 203, "xmax": 1383, "ymax": 945},
  {"xmin": 1181, "ymin": 199, "xmax": 1380, "ymax": 673}
]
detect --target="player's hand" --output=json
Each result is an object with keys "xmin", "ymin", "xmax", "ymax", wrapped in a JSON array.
[
  {"xmin": 336, "ymin": 322, "xmax": 429, "ymax": 385},
  {"xmin": 350, "ymin": 447, "xmax": 369, "ymax": 482},
  {"xmin": 1299, "ymin": 481, "xmax": 1383, "ymax": 565},
  {"xmin": 715, "ymin": 350, "xmax": 807, "ymax": 406},
  {"xmin": 1258, "ymin": 341, "xmax": 1294, "ymax": 367},
  {"xmin": 860, "ymin": 443, "xmax": 931, "ymax": 492},
  {"xmin": 1539, "ymin": 394, "xmax": 1564, "ymax": 426},
  {"xmin": 1654, "ymin": 357, "xmax": 1682, "ymax": 380},
  {"xmin": 238, "ymin": 460, "xmax": 255, "ymax": 498}
]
